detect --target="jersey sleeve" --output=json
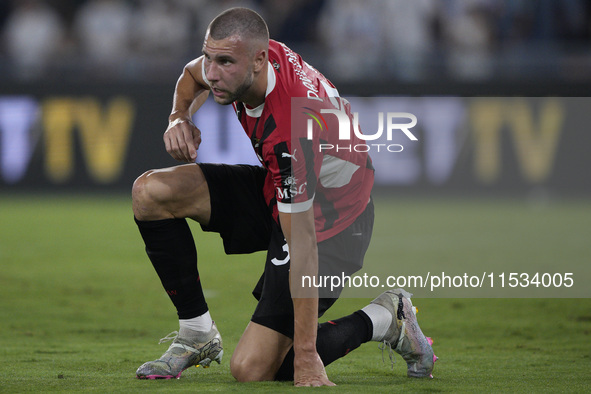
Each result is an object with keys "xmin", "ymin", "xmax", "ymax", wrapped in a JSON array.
[
  {"xmin": 265, "ymin": 95, "xmax": 324, "ymax": 214},
  {"xmin": 269, "ymin": 135, "xmax": 319, "ymax": 214}
]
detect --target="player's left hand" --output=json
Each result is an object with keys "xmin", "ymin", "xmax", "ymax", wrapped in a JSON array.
[{"xmin": 293, "ymin": 349, "xmax": 336, "ymax": 387}]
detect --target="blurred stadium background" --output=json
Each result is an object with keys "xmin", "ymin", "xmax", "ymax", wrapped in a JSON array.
[
  {"xmin": 2, "ymin": 0, "xmax": 591, "ymax": 85},
  {"xmin": 1, "ymin": 0, "xmax": 590, "ymax": 195}
]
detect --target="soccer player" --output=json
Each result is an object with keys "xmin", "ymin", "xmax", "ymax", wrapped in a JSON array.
[{"xmin": 132, "ymin": 7, "xmax": 435, "ymax": 386}]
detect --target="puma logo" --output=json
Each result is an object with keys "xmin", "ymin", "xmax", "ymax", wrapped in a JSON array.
[{"xmin": 281, "ymin": 149, "xmax": 297, "ymax": 161}]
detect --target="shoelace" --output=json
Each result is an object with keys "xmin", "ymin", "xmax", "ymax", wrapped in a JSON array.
[
  {"xmin": 158, "ymin": 331, "xmax": 179, "ymax": 345},
  {"xmin": 158, "ymin": 331, "xmax": 203, "ymax": 354},
  {"xmin": 378, "ymin": 340, "xmax": 397, "ymax": 370}
]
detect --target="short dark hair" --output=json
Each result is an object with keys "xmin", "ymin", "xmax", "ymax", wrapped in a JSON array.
[{"xmin": 208, "ymin": 7, "xmax": 269, "ymax": 44}]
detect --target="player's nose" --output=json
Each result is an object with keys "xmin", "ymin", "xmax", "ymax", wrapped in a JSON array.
[{"xmin": 205, "ymin": 62, "xmax": 220, "ymax": 82}]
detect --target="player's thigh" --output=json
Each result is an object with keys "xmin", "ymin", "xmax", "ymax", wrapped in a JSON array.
[
  {"xmin": 132, "ymin": 163, "xmax": 211, "ymax": 223},
  {"xmin": 230, "ymin": 322, "xmax": 293, "ymax": 382}
]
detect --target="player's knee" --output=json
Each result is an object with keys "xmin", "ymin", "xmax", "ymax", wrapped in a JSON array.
[
  {"xmin": 132, "ymin": 170, "xmax": 152, "ymax": 203},
  {"xmin": 132, "ymin": 170, "xmax": 168, "ymax": 220},
  {"xmin": 230, "ymin": 352, "xmax": 272, "ymax": 382},
  {"xmin": 230, "ymin": 354, "xmax": 253, "ymax": 382}
]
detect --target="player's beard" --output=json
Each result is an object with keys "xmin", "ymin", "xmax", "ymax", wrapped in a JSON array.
[{"xmin": 215, "ymin": 67, "xmax": 254, "ymax": 105}]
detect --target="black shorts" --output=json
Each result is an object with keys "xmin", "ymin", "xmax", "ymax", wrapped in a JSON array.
[{"xmin": 198, "ymin": 163, "xmax": 374, "ymax": 338}]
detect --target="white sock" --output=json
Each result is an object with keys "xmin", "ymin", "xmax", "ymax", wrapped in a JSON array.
[
  {"xmin": 179, "ymin": 311, "xmax": 213, "ymax": 334},
  {"xmin": 361, "ymin": 303, "xmax": 392, "ymax": 341}
]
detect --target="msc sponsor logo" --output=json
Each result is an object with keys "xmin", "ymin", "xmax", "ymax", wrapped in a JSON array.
[{"xmin": 276, "ymin": 175, "xmax": 307, "ymax": 200}]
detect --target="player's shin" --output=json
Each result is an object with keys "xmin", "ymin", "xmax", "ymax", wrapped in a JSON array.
[{"xmin": 135, "ymin": 217, "xmax": 208, "ymax": 319}]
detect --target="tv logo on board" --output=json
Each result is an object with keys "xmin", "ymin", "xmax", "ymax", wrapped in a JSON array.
[{"xmin": 302, "ymin": 105, "xmax": 418, "ymax": 153}]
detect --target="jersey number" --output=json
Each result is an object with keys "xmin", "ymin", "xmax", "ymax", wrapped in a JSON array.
[{"xmin": 271, "ymin": 241, "xmax": 290, "ymax": 266}]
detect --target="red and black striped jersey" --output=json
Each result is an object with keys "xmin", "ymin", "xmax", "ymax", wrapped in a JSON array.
[{"xmin": 202, "ymin": 40, "xmax": 374, "ymax": 242}]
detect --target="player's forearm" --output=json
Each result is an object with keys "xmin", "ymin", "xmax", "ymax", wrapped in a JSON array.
[
  {"xmin": 293, "ymin": 297, "xmax": 319, "ymax": 354},
  {"xmin": 279, "ymin": 209, "xmax": 320, "ymax": 353},
  {"xmin": 169, "ymin": 59, "xmax": 209, "ymax": 123},
  {"xmin": 291, "ymin": 239, "xmax": 322, "ymax": 373}
]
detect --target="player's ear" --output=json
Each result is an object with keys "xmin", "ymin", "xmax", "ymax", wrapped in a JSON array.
[{"xmin": 253, "ymin": 49, "xmax": 267, "ymax": 73}]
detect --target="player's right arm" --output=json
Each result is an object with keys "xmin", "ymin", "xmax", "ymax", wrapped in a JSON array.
[{"xmin": 164, "ymin": 57, "xmax": 211, "ymax": 163}]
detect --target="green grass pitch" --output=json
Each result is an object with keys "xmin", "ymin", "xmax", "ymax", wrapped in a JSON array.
[{"xmin": 0, "ymin": 193, "xmax": 589, "ymax": 392}]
